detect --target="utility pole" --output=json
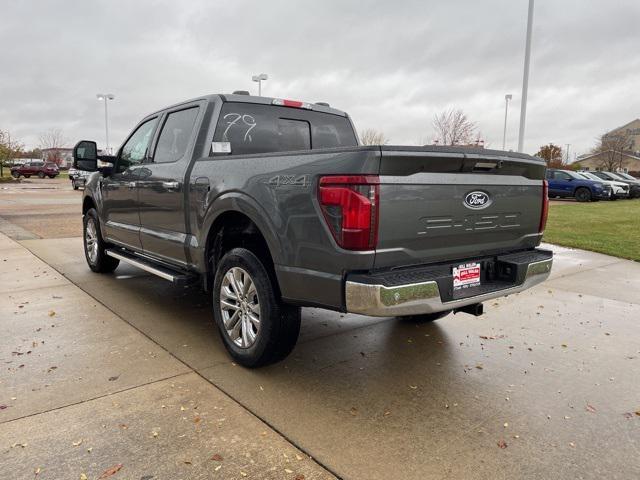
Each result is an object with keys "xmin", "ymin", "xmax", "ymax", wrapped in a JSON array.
[
  {"xmin": 502, "ymin": 94, "xmax": 512, "ymax": 150},
  {"xmin": 565, "ymin": 143, "xmax": 571, "ymax": 164},
  {"xmin": 517, "ymin": 0, "xmax": 535, "ymax": 152}
]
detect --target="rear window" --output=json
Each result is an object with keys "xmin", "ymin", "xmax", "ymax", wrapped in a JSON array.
[{"xmin": 212, "ymin": 102, "xmax": 356, "ymax": 156}]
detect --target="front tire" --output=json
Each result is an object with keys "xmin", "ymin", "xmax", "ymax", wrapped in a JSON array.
[
  {"xmin": 83, "ymin": 208, "xmax": 119, "ymax": 273},
  {"xmin": 11, "ymin": 171, "xmax": 20, "ymax": 178},
  {"xmin": 575, "ymin": 187, "xmax": 592, "ymax": 202},
  {"xmin": 212, "ymin": 248, "xmax": 301, "ymax": 367},
  {"xmin": 38, "ymin": 171, "xmax": 45, "ymax": 179}
]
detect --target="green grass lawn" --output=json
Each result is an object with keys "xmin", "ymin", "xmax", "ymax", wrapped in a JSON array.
[{"xmin": 544, "ymin": 199, "xmax": 640, "ymax": 261}]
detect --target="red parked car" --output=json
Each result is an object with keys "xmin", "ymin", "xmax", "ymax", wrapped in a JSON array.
[{"xmin": 10, "ymin": 160, "xmax": 59, "ymax": 178}]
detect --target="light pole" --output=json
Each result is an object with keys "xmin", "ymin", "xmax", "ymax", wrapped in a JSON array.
[
  {"xmin": 96, "ymin": 93, "xmax": 115, "ymax": 154},
  {"xmin": 517, "ymin": 0, "xmax": 535, "ymax": 152},
  {"xmin": 251, "ymin": 73, "xmax": 268, "ymax": 96},
  {"xmin": 502, "ymin": 94, "xmax": 512, "ymax": 150},
  {"xmin": 565, "ymin": 143, "xmax": 571, "ymax": 164}
]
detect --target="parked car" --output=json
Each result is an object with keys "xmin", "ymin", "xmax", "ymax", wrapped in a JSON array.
[
  {"xmin": 597, "ymin": 171, "xmax": 640, "ymax": 198},
  {"xmin": 10, "ymin": 160, "xmax": 59, "ymax": 179},
  {"xmin": 577, "ymin": 171, "xmax": 629, "ymax": 199},
  {"xmin": 73, "ymin": 92, "xmax": 553, "ymax": 367},
  {"xmin": 68, "ymin": 167, "xmax": 90, "ymax": 190},
  {"xmin": 546, "ymin": 169, "xmax": 611, "ymax": 201}
]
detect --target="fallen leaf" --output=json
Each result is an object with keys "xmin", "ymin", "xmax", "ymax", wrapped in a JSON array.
[
  {"xmin": 80, "ymin": 474, "xmax": 88, "ymax": 480},
  {"xmin": 497, "ymin": 440, "xmax": 508, "ymax": 449},
  {"xmin": 34, "ymin": 467, "xmax": 41, "ymax": 476},
  {"xmin": 295, "ymin": 476, "xmax": 305, "ymax": 480},
  {"xmin": 0, "ymin": 405, "xmax": 8, "ymax": 410},
  {"xmin": 211, "ymin": 454, "xmax": 223, "ymax": 462},
  {"xmin": 72, "ymin": 439, "xmax": 83, "ymax": 447},
  {"xmin": 48, "ymin": 311, "xmax": 56, "ymax": 317},
  {"xmin": 108, "ymin": 375, "xmax": 119, "ymax": 382},
  {"xmin": 475, "ymin": 364, "xmax": 483, "ymax": 370},
  {"xmin": 285, "ymin": 469, "xmax": 293, "ymax": 474},
  {"xmin": 98, "ymin": 464, "xmax": 123, "ymax": 479},
  {"xmin": 240, "ymin": 472, "xmax": 247, "ymax": 477},
  {"xmin": 585, "ymin": 404, "xmax": 597, "ymax": 413},
  {"xmin": 194, "ymin": 416, "xmax": 201, "ymax": 424}
]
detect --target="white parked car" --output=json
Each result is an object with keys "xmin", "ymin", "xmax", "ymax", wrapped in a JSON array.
[
  {"xmin": 68, "ymin": 167, "xmax": 90, "ymax": 190},
  {"xmin": 578, "ymin": 171, "xmax": 629, "ymax": 199}
]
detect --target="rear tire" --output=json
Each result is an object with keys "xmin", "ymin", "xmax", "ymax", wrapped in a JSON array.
[
  {"xmin": 575, "ymin": 187, "xmax": 592, "ymax": 202},
  {"xmin": 212, "ymin": 248, "xmax": 301, "ymax": 367},
  {"xmin": 83, "ymin": 208, "xmax": 119, "ymax": 273},
  {"xmin": 402, "ymin": 310, "xmax": 452, "ymax": 323}
]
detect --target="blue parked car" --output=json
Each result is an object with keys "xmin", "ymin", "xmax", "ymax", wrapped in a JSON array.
[{"xmin": 546, "ymin": 169, "xmax": 611, "ymax": 202}]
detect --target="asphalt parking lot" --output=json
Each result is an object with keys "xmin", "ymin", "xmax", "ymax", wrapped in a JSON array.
[{"xmin": 1, "ymin": 178, "xmax": 639, "ymax": 479}]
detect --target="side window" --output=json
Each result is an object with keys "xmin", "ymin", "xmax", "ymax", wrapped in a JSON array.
[
  {"xmin": 119, "ymin": 118, "xmax": 158, "ymax": 171},
  {"xmin": 153, "ymin": 107, "xmax": 199, "ymax": 163},
  {"xmin": 546, "ymin": 171, "xmax": 554, "ymax": 180},
  {"xmin": 556, "ymin": 172, "xmax": 570, "ymax": 181}
]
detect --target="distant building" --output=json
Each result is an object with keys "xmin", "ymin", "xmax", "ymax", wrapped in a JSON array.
[
  {"xmin": 572, "ymin": 119, "xmax": 640, "ymax": 174},
  {"xmin": 41, "ymin": 147, "xmax": 73, "ymax": 168}
]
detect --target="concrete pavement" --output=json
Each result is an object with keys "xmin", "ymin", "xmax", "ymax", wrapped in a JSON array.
[
  {"xmin": 0, "ymin": 232, "xmax": 334, "ymax": 480},
  {"xmin": 1, "ymin": 179, "xmax": 639, "ymax": 479}
]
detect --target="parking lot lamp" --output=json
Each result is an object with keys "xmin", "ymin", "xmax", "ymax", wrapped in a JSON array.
[
  {"xmin": 503, "ymin": 94, "xmax": 512, "ymax": 150},
  {"xmin": 251, "ymin": 74, "xmax": 268, "ymax": 96},
  {"xmin": 96, "ymin": 93, "xmax": 115, "ymax": 154}
]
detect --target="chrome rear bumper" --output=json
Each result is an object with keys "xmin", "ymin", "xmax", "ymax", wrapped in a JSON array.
[{"xmin": 345, "ymin": 255, "xmax": 552, "ymax": 317}]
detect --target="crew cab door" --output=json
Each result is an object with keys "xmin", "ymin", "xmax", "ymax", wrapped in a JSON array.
[
  {"xmin": 137, "ymin": 104, "xmax": 202, "ymax": 266},
  {"xmin": 101, "ymin": 116, "xmax": 158, "ymax": 250}
]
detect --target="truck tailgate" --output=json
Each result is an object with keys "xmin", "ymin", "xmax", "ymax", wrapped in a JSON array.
[{"xmin": 374, "ymin": 148, "xmax": 546, "ymax": 269}]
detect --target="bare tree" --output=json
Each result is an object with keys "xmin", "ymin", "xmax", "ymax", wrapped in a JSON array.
[
  {"xmin": 360, "ymin": 129, "xmax": 389, "ymax": 146},
  {"xmin": 0, "ymin": 130, "xmax": 23, "ymax": 178},
  {"xmin": 432, "ymin": 109, "xmax": 477, "ymax": 146},
  {"xmin": 593, "ymin": 130, "xmax": 633, "ymax": 171},
  {"xmin": 39, "ymin": 128, "xmax": 68, "ymax": 166}
]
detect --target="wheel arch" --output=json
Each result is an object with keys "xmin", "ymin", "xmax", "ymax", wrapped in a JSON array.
[{"xmin": 201, "ymin": 198, "xmax": 283, "ymax": 295}]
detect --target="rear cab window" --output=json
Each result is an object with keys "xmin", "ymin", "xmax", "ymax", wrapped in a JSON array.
[{"xmin": 212, "ymin": 102, "xmax": 357, "ymax": 156}]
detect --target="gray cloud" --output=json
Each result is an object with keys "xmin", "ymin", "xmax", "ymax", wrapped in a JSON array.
[{"xmin": 1, "ymin": 0, "xmax": 638, "ymax": 158}]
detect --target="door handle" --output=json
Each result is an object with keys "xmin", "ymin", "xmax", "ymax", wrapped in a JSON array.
[{"xmin": 162, "ymin": 181, "xmax": 180, "ymax": 190}]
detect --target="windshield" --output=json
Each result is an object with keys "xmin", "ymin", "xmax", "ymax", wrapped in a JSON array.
[
  {"xmin": 608, "ymin": 172, "xmax": 628, "ymax": 181},
  {"xmin": 617, "ymin": 172, "xmax": 637, "ymax": 180},
  {"xmin": 579, "ymin": 172, "xmax": 600, "ymax": 181},
  {"xmin": 565, "ymin": 171, "xmax": 584, "ymax": 180}
]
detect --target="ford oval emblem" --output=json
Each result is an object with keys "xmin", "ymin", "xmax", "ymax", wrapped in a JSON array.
[{"xmin": 464, "ymin": 191, "xmax": 491, "ymax": 209}]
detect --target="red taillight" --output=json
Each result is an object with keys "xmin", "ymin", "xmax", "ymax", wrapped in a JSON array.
[
  {"xmin": 319, "ymin": 175, "xmax": 380, "ymax": 251},
  {"xmin": 539, "ymin": 179, "xmax": 549, "ymax": 233}
]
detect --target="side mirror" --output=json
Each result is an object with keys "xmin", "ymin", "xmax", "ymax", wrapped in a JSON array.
[{"xmin": 73, "ymin": 140, "xmax": 98, "ymax": 171}]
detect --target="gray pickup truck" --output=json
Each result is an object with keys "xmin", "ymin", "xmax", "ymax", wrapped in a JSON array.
[{"xmin": 73, "ymin": 92, "xmax": 552, "ymax": 367}]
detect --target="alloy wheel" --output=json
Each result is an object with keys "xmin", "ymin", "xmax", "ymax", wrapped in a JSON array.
[
  {"xmin": 219, "ymin": 267, "xmax": 261, "ymax": 348},
  {"xmin": 85, "ymin": 218, "xmax": 99, "ymax": 264}
]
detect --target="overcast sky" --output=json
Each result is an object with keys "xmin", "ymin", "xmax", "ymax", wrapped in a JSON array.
[{"xmin": 1, "ymin": 0, "xmax": 639, "ymax": 158}]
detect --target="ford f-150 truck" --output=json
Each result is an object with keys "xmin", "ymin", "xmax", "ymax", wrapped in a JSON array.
[{"xmin": 73, "ymin": 92, "xmax": 553, "ymax": 367}]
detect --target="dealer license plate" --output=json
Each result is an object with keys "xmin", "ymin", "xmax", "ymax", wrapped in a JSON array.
[{"xmin": 452, "ymin": 262, "xmax": 481, "ymax": 290}]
